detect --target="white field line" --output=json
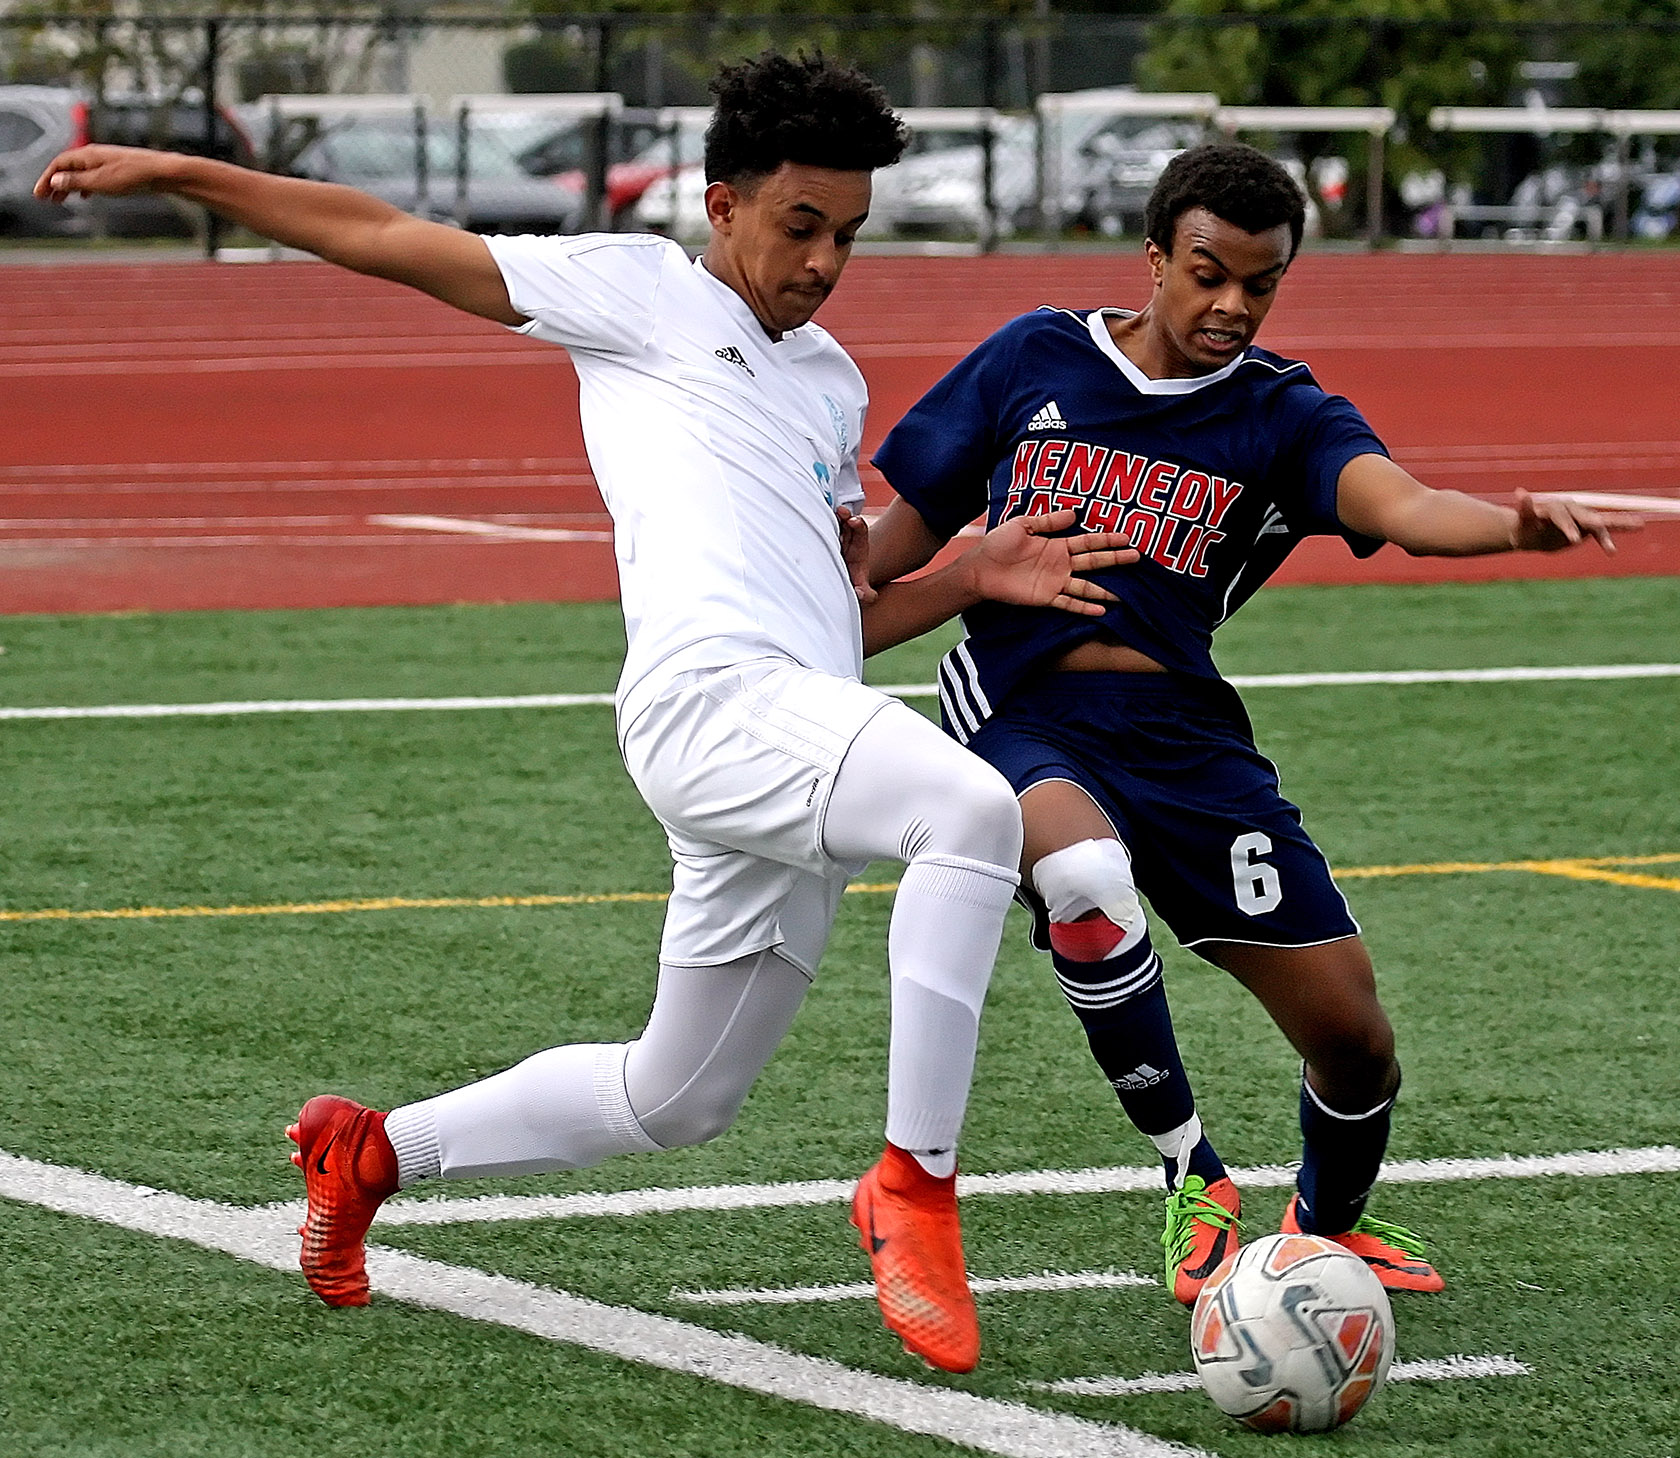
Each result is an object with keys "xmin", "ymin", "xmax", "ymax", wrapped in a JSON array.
[
  {"xmin": 4, "ymin": 664, "xmax": 1679, "ymax": 722},
  {"xmin": 0, "ymin": 693, "xmax": 619, "ymax": 721},
  {"xmin": 1035, "ymin": 1354, "xmax": 1532, "ymax": 1398},
  {"xmin": 319, "ymin": 1143, "xmax": 1680, "ymax": 1230},
  {"xmin": 0, "ymin": 1149, "xmax": 1206, "ymax": 1458},
  {"xmin": 673, "ymin": 1269, "xmax": 1157, "ymax": 1307}
]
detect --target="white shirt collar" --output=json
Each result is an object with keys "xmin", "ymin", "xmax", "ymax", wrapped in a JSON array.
[{"xmin": 1084, "ymin": 307, "xmax": 1251, "ymax": 395}]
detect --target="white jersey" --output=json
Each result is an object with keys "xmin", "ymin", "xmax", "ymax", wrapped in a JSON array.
[{"xmin": 486, "ymin": 233, "xmax": 869, "ymax": 732}]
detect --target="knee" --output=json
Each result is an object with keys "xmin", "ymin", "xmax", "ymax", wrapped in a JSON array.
[
  {"xmin": 631, "ymin": 1084, "xmax": 745, "ymax": 1151},
  {"xmin": 916, "ymin": 757, "xmax": 1023, "ymax": 868},
  {"xmin": 1032, "ymin": 838, "xmax": 1144, "ymax": 935},
  {"xmin": 1305, "ymin": 1006, "xmax": 1397, "ymax": 1105}
]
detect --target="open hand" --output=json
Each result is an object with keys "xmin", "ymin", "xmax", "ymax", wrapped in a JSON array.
[
  {"xmin": 1513, "ymin": 488, "xmax": 1643, "ymax": 554},
  {"xmin": 34, "ymin": 145, "xmax": 176, "ymax": 203},
  {"xmin": 964, "ymin": 507, "xmax": 1137, "ymax": 615}
]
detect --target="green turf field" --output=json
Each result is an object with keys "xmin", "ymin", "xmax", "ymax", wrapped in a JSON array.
[{"xmin": 1, "ymin": 577, "xmax": 1676, "ymax": 1457}]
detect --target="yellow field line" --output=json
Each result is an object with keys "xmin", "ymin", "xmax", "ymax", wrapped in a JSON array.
[
  {"xmin": 1, "ymin": 861, "xmax": 1674, "ymax": 925},
  {"xmin": 1335, "ymin": 852, "xmax": 1680, "ymax": 881},
  {"xmin": 1517, "ymin": 863, "xmax": 1680, "ymax": 892}
]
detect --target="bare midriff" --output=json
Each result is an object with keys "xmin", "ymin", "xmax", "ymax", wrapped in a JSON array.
[{"xmin": 1050, "ymin": 635, "xmax": 1167, "ymax": 674}]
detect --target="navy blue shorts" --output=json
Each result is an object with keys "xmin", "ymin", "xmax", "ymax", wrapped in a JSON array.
[{"xmin": 964, "ymin": 672, "xmax": 1359, "ymax": 955}]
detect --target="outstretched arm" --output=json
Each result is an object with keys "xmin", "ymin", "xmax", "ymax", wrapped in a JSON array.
[
  {"xmin": 35, "ymin": 146, "xmax": 520, "ymax": 324},
  {"xmin": 1336, "ymin": 452, "xmax": 1642, "ymax": 557},
  {"xmin": 858, "ymin": 500, "xmax": 1136, "ymax": 657}
]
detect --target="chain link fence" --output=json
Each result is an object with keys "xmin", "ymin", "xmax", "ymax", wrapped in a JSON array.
[{"xmin": 2, "ymin": 11, "xmax": 1678, "ymax": 251}]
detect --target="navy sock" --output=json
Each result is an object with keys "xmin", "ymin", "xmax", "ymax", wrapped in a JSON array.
[
  {"xmin": 1295, "ymin": 1069, "xmax": 1396, "ymax": 1235},
  {"xmin": 1051, "ymin": 936, "xmax": 1224, "ymax": 1188}
]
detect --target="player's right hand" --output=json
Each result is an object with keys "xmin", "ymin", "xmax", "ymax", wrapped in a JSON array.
[
  {"xmin": 966, "ymin": 507, "xmax": 1137, "ymax": 617},
  {"xmin": 34, "ymin": 145, "xmax": 178, "ymax": 203}
]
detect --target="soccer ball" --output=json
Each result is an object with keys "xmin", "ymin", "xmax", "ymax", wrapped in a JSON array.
[{"xmin": 1190, "ymin": 1232, "xmax": 1395, "ymax": 1434}]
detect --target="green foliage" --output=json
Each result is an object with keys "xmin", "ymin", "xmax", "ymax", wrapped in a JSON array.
[
  {"xmin": 1541, "ymin": 0, "xmax": 1680, "ymax": 112},
  {"xmin": 1137, "ymin": 0, "xmax": 1532, "ymax": 208}
]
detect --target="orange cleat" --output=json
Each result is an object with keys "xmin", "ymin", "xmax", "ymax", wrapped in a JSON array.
[
  {"xmin": 850, "ymin": 1145, "xmax": 980, "ymax": 1373},
  {"xmin": 1281, "ymin": 1193, "xmax": 1444, "ymax": 1292},
  {"xmin": 1162, "ymin": 1174, "xmax": 1243, "ymax": 1305},
  {"xmin": 286, "ymin": 1095, "xmax": 400, "ymax": 1307}
]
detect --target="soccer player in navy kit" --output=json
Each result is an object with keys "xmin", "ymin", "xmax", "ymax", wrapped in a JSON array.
[{"xmin": 867, "ymin": 142, "xmax": 1635, "ymax": 1304}]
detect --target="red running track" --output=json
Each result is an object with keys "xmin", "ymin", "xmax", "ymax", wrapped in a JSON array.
[{"xmin": 0, "ymin": 250, "xmax": 1676, "ymax": 614}]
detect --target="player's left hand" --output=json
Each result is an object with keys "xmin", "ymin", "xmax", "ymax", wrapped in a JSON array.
[
  {"xmin": 836, "ymin": 505, "xmax": 877, "ymax": 605},
  {"xmin": 965, "ymin": 508, "xmax": 1138, "ymax": 615},
  {"xmin": 1512, "ymin": 488, "xmax": 1643, "ymax": 554}
]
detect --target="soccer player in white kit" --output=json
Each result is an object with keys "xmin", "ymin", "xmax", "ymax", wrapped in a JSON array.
[{"xmin": 36, "ymin": 52, "xmax": 1133, "ymax": 1372}]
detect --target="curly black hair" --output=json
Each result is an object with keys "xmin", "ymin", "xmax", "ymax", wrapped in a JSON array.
[
  {"xmin": 1144, "ymin": 141, "xmax": 1307, "ymax": 260},
  {"xmin": 704, "ymin": 51, "xmax": 909, "ymax": 188}
]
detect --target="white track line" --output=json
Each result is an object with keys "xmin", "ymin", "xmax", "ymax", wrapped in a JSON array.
[
  {"xmin": 673, "ymin": 1269, "xmax": 1157, "ymax": 1307},
  {"xmin": 1035, "ymin": 1354, "xmax": 1531, "ymax": 1398},
  {"xmin": 369, "ymin": 513, "xmax": 614, "ymax": 542},
  {"xmin": 0, "ymin": 1149, "xmax": 1205, "ymax": 1458},
  {"xmin": 4, "ymin": 665, "xmax": 1678, "ymax": 722},
  {"xmin": 1557, "ymin": 491, "xmax": 1680, "ymax": 515},
  {"xmin": 323, "ymin": 1144, "xmax": 1680, "ymax": 1230},
  {"xmin": 1221, "ymin": 664, "xmax": 1680, "ymax": 688}
]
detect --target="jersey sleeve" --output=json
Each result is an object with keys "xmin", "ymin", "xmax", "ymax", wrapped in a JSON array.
[
  {"xmin": 1273, "ymin": 390, "xmax": 1388, "ymax": 557},
  {"xmin": 871, "ymin": 325, "xmax": 1017, "ymax": 541},
  {"xmin": 833, "ymin": 399, "xmax": 867, "ymax": 515},
  {"xmin": 485, "ymin": 233, "xmax": 669, "ymax": 359}
]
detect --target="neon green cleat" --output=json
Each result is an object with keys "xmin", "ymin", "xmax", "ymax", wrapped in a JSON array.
[{"xmin": 1281, "ymin": 1194, "xmax": 1444, "ymax": 1292}]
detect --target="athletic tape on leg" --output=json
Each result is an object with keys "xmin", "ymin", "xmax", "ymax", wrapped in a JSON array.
[{"xmin": 1033, "ymin": 838, "xmax": 1144, "ymax": 930}]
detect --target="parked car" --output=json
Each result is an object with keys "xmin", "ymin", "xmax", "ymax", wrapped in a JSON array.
[
  {"xmin": 475, "ymin": 109, "xmax": 675, "ymax": 223},
  {"xmin": 0, "ymin": 84, "xmax": 255, "ymax": 237},
  {"xmin": 1075, "ymin": 118, "xmax": 1207, "ymax": 237},
  {"xmin": 867, "ymin": 105, "xmax": 1201, "ymax": 240},
  {"xmin": 1633, "ymin": 171, "xmax": 1680, "ymax": 239},
  {"xmin": 868, "ymin": 116, "xmax": 1072, "ymax": 239},
  {"xmin": 632, "ymin": 161, "xmax": 706, "ymax": 237},
  {"xmin": 0, "ymin": 85, "xmax": 89, "ymax": 236},
  {"xmin": 613, "ymin": 126, "xmax": 711, "ymax": 233},
  {"xmin": 287, "ymin": 117, "xmax": 586, "ymax": 234}
]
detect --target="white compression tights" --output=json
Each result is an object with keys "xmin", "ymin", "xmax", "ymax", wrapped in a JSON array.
[{"xmin": 382, "ymin": 701, "xmax": 1021, "ymax": 1186}]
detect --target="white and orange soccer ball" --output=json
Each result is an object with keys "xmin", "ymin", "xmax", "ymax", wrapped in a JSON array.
[{"xmin": 1190, "ymin": 1232, "xmax": 1395, "ymax": 1434}]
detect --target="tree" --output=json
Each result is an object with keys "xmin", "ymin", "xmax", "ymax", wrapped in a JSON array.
[
  {"xmin": 1134, "ymin": 0, "xmax": 1532, "ymax": 231},
  {"xmin": 1, "ymin": 1, "xmax": 415, "ymax": 111}
]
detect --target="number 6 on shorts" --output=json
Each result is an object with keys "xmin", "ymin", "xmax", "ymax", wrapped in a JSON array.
[{"xmin": 1231, "ymin": 831, "xmax": 1283, "ymax": 915}]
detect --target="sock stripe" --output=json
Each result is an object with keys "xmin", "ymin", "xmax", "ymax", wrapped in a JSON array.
[
  {"xmin": 1054, "ymin": 953, "xmax": 1163, "ymax": 1009},
  {"xmin": 1301, "ymin": 1068, "xmax": 1397, "ymax": 1122}
]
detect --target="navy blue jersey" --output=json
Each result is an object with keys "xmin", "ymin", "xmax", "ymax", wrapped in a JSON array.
[{"xmin": 873, "ymin": 307, "xmax": 1386, "ymax": 737}]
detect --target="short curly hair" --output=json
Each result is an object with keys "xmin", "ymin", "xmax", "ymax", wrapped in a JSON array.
[
  {"xmin": 704, "ymin": 51, "xmax": 909, "ymax": 187},
  {"xmin": 1144, "ymin": 141, "xmax": 1307, "ymax": 260}
]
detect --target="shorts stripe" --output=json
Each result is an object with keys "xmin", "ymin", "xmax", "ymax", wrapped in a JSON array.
[
  {"xmin": 952, "ymin": 641, "xmax": 993, "ymax": 720},
  {"xmin": 938, "ymin": 651, "xmax": 984, "ymax": 742}
]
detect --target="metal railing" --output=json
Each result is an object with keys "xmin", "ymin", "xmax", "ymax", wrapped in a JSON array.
[{"xmin": 2, "ymin": 12, "xmax": 1679, "ymax": 253}]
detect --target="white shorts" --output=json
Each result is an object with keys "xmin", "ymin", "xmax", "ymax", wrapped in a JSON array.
[{"xmin": 619, "ymin": 658, "xmax": 895, "ymax": 976}]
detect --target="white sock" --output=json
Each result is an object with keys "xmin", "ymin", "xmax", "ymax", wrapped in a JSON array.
[
  {"xmin": 882, "ymin": 853, "xmax": 1018, "ymax": 1162},
  {"xmin": 385, "ymin": 1042, "xmax": 660, "ymax": 1186}
]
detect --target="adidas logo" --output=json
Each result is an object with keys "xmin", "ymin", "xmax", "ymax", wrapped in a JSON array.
[
  {"xmin": 714, "ymin": 345, "xmax": 754, "ymax": 377},
  {"xmin": 1110, "ymin": 1063, "xmax": 1169, "ymax": 1092},
  {"xmin": 1026, "ymin": 399, "xmax": 1067, "ymax": 431}
]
